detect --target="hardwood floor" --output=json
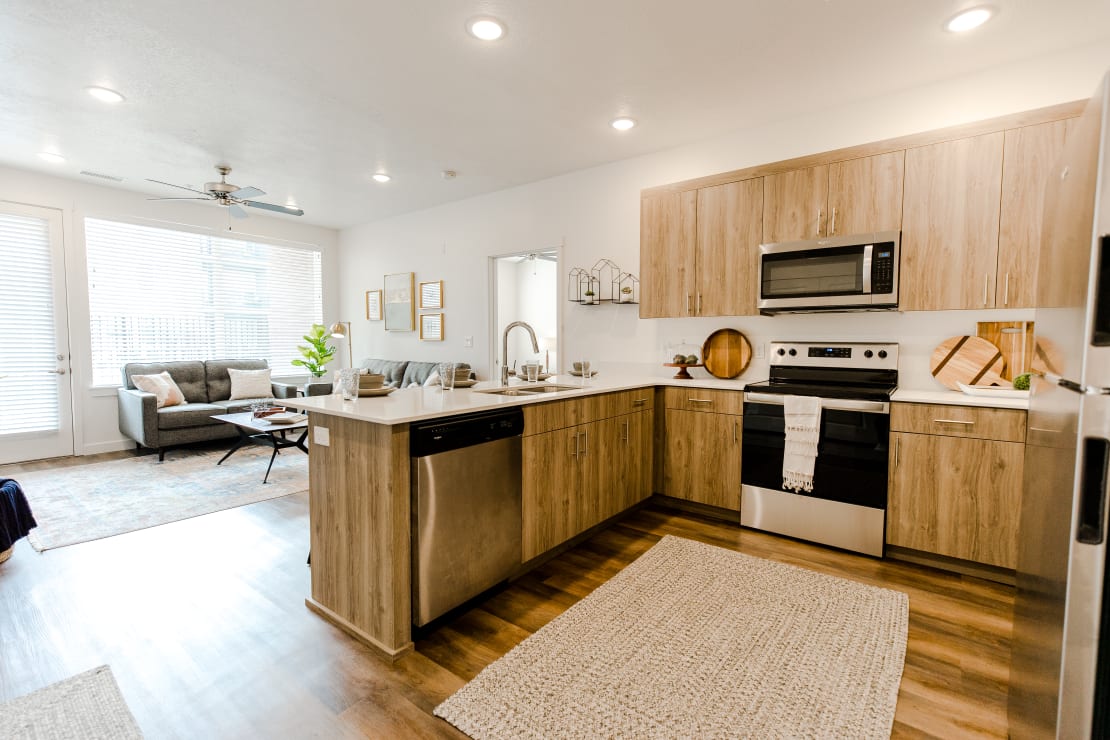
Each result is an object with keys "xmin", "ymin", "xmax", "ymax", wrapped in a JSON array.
[{"xmin": 0, "ymin": 469, "xmax": 1014, "ymax": 738}]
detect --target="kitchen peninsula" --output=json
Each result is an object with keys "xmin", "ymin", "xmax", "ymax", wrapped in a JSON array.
[{"xmin": 294, "ymin": 374, "xmax": 1026, "ymax": 658}]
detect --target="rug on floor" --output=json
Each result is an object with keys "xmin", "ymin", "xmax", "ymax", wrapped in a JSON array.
[
  {"xmin": 0, "ymin": 665, "xmax": 143, "ymax": 739},
  {"xmin": 20, "ymin": 445, "xmax": 307, "ymax": 551},
  {"xmin": 435, "ymin": 535, "xmax": 909, "ymax": 739}
]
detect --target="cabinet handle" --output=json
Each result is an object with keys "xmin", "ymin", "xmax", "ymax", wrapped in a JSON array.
[
  {"xmin": 582, "ymin": 429, "xmax": 588, "ymax": 457},
  {"xmin": 830, "ymin": 207, "xmax": 837, "ymax": 235},
  {"xmin": 983, "ymin": 275, "xmax": 989, "ymax": 306},
  {"xmin": 632, "ymin": 398, "xmax": 646, "ymax": 406},
  {"xmin": 934, "ymin": 419, "xmax": 974, "ymax": 425},
  {"xmin": 1004, "ymin": 273, "xmax": 1010, "ymax": 306},
  {"xmin": 622, "ymin": 420, "xmax": 629, "ymax": 443},
  {"xmin": 687, "ymin": 294, "xmax": 693, "ymax": 315},
  {"xmin": 688, "ymin": 398, "xmax": 714, "ymax": 404},
  {"xmin": 697, "ymin": 293, "xmax": 702, "ymax": 314},
  {"xmin": 733, "ymin": 420, "xmax": 738, "ymax": 443},
  {"xmin": 895, "ymin": 437, "xmax": 900, "ymax": 467},
  {"xmin": 816, "ymin": 208, "xmax": 823, "ymax": 238},
  {"xmin": 570, "ymin": 432, "xmax": 579, "ymax": 459}
]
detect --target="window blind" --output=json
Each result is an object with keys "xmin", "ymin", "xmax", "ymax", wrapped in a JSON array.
[
  {"xmin": 0, "ymin": 212, "xmax": 61, "ymax": 435},
  {"xmin": 85, "ymin": 218, "xmax": 323, "ymax": 386}
]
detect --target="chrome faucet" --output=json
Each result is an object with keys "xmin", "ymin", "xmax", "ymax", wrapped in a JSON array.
[{"xmin": 501, "ymin": 321, "xmax": 539, "ymax": 385}]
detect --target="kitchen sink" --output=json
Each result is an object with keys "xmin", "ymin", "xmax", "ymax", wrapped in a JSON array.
[{"xmin": 474, "ymin": 384, "xmax": 581, "ymax": 396}]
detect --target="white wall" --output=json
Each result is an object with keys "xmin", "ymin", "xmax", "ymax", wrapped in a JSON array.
[
  {"xmin": 0, "ymin": 166, "xmax": 340, "ymax": 456},
  {"xmin": 337, "ymin": 42, "xmax": 1109, "ymax": 387}
]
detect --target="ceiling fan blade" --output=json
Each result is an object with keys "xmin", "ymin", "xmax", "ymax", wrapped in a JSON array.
[
  {"xmin": 243, "ymin": 200, "xmax": 304, "ymax": 216},
  {"xmin": 146, "ymin": 178, "xmax": 209, "ymax": 196},
  {"xmin": 146, "ymin": 197, "xmax": 212, "ymax": 201},
  {"xmin": 229, "ymin": 204, "xmax": 248, "ymax": 219},
  {"xmin": 231, "ymin": 186, "xmax": 265, "ymax": 200}
]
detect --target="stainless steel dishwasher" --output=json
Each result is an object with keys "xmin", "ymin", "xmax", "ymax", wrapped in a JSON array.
[{"xmin": 410, "ymin": 407, "xmax": 524, "ymax": 626}]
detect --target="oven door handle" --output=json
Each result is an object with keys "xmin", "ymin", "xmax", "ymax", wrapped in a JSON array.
[{"xmin": 744, "ymin": 392, "xmax": 889, "ymax": 414}]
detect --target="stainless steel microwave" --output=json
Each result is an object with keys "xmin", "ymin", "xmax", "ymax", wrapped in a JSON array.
[{"xmin": 757, "ymin": 230, "xmax": 900, "ymax": 314}]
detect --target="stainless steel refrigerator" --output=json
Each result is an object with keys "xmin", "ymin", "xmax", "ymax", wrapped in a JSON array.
[{"xmin": 1009, "ymin": 71, "xmax": 1110, "ymax": 738}]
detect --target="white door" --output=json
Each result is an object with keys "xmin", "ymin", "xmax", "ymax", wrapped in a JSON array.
[{"xmin": 0, "ymin": 203, "xmax": 74, "ymax": 464}]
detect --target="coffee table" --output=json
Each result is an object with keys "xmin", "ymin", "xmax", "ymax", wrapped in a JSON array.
[{"xmin": 211, "ymin": 412, "xmax": 309, "ymax": 483}]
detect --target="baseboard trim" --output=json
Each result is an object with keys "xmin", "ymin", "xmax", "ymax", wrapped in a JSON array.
[
  {"xmin": 885, "ymin": 546, "xmax": 1015, "ymax": 586},
  {"xmin": 80, "ymin": 439, "xmax": 135, "ymax": 456},
  {"xmin": 304, "ymin": 597, "xmax": 413, "ymax": 662}
]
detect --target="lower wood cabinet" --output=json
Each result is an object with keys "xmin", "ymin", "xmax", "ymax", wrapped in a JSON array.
[
  {"xmin": 522, "ymin": 409, "xmax": 652, "ymax": 561},
  {"xmin": 662, "ymin": 408, "xmax": 741, "ymax": 511},
  {"xmin": 887, "ymin": 427, "xmax": 1024, "ymax": 569}
]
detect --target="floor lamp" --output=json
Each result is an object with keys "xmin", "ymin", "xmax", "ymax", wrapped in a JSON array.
[{"xmin": 328, "ymin": 321, "xmax": 353, "ymax": 369}]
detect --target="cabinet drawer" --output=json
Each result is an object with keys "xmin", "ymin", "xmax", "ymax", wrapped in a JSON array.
[
  {"xmin": 524, "ymin": 389, "xmax": 656, "ymax": 436},
  {"xmin": 664, "ymin": 387, "xmax": 744, "ymax": 415},
  {"xmin": 890, "ymin": 402, "xmax": 1026, "ymax": 442},
  {"xmin": 597, "ymin": 388, "xmax": 655, "ymax": 417}
]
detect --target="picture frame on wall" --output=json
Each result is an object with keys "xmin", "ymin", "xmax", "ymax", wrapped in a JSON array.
[
  {"xmin": 383, "ymin": 272, "xmax": 415, "ymax": 332},
  {"xmin": 419, "ymin": 280, "xmax": 443, "ymax": 309},
  {"xmin": 365, "ymin": 289, "xmax": 382, "ymax": 321},
  {"xmin": 419, "ymin": 313, "xmax": 444, "ymax": 341}
]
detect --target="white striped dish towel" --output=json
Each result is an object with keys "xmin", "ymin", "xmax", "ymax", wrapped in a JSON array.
[{"xmin": 783, "ymin": 395, "xmax": 821, "ymax": 492}]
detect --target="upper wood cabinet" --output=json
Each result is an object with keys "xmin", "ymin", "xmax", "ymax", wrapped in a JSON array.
[
  {"xmin": 763, "ymin": 152, "xmax": 905, "ymax": 243},
  {"xmin": 695, "ymin": 179, "xmax": 763, "ymax": 316},
  {"xmin": 997, "ymin": 119, "xmax": 1075, "ymax": 309},
  {"xmin": 900, "ymin": 132, "xmax": 1005, "ymax": 311},
  {"xmin": 640, "ymin": 180, "xmax": 762, "ymax": 318},
  {"xmin": 639, "ymin": 190, "xmax": 696, "ymax": 318},
  {"xmin": 763, "ymin": 165, "xmax": 828, "ymax": 242}
]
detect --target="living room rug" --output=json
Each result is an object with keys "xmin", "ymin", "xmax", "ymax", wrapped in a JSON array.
[
  {"xmin": 435, "ymin": 535, "xmax": 909, "ymax": 739},
  {"xmin": 20, "ymin": 446, "xmax": 307, "ymax": 551},
  {"xmin": 0, "ymin": 665, "xmax": 143, "ymax": 739}
]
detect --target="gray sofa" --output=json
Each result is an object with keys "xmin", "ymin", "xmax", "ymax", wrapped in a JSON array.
[
  {"xmin": 355, "ymin": 358, "xmax": 474, "ymax": 387},
  {"xmin": 117, "ymin": 359, "xmax": 294, "ymax": 460}
]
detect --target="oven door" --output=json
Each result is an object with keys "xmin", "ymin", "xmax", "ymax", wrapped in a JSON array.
[{"xmin": 740, "ymin": 393, "xmax": 890, "ymax": 556}]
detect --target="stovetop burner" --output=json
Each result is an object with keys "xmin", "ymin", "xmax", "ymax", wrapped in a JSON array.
[{"xmin": 748, "ymin": 341, "xmax": 899, "ymax": 401}]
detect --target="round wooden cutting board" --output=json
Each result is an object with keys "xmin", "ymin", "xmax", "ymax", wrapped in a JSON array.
[
  {"xmin": 702, "ymin": 329, "xmax": 752, "ymax": 379},
  {"xmin": 930, "ymin": 335, "xmax": 1007, "ymax": 389}
]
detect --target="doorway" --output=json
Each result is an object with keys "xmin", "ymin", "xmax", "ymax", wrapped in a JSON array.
[
  {"xmin": 0, "ymin": 202, "xmax": 74, "ymax": 464},
  {"xmin": 491, "ymin": 249, "xmax": 559, "ymax": 380}
]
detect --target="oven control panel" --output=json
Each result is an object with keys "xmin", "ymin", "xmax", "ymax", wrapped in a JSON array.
[{"xmin": 768, "ymin": 341, "xmax": 898, "ymax": 370}]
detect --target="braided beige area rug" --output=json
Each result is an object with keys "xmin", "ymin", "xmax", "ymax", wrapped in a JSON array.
[
  {"xmin": 0, "ymin": 665, "xmax": 143, "ymax": 739},
  {"xmin": 435, "ymin": 535, "xmax": 908, "ymax": 739}
]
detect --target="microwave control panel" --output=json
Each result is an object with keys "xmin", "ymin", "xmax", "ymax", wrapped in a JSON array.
[{"xmin": 871, "ymin": 244, "xmax": 896, "ymax": 293}]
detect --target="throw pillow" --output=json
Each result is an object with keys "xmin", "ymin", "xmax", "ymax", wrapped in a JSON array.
[
  {"xmin": 228, "ymin": 368, "xmax": 273, "ymax": 400},
  {"xmin": 132, "ymin": 371, "xmax": 186, "ymax": 409}
]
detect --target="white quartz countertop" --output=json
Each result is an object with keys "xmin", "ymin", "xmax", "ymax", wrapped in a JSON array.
[
  {"xmin": 891, "ymin": 388, "xmax": 1029, "ymax": 410},
  {"xmin": 291, "ymin": 374, "xmax": 1028, "ymax": 425},
  {"xmin": 291, "ymin": 374, "xmax": 670, "ymax": 425}
]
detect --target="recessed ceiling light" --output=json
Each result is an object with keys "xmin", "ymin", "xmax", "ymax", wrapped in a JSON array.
[
  {"xmin": 38, "ymin": 151, "xmax": 66, "ymax": 164},
  {"xmin": 372, "ymin": 173, "xmax": 392, "ymax": 183},
  {"xmin": 467, "ymin": 17, "xmax": 505, "ymax": 41},
  {"xmin": 610, "ymin": 117, "xmax": 637, "ymax": 131},
  {"xmin": 86, "ymin": 86, "xmax": 125, "ymax": 103},
  {"xmin": 944, "ymin": 6, "xmax": 994, "ymax": 32}
]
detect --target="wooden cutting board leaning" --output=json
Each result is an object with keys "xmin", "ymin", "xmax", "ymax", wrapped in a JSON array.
[
  {"xmin": 701, "ymin": 329, "xmax": 752, "ymax": 379},
  {"xmin": 976, "ymin": 321, "xmax": 1034, "ymax": 381},
  {"xmin": 930, "ymin": 335, "xmax": 1007, "ymax": 389}
]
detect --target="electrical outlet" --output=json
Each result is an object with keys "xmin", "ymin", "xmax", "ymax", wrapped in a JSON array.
[
  {"xmin": 464, "ymin": 336, "xmax": 474, "ymax": 348},
  {"xmin": 313, "ymin": 426, "xmax": 330, "ymax": 446},
  {"xmin": 755, "ymin": 342, "xmax": 766, "ymax": 359}
]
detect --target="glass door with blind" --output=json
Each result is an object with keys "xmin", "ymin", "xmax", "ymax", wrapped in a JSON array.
[{"xmin": 0, "ymin": 203, "xmax": 73, "ymax": 464}]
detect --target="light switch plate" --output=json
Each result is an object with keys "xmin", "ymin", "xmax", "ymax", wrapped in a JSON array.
[
  {"xmin": 313, "ymin": 426, "xmax": 330, "ymax": 446},
  {"xmin": 755, "ymin": 342, "xmax": 766, "ymax": 359}
]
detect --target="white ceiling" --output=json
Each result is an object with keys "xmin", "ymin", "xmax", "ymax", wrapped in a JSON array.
[{"xmin": 2, "ymin": 1, "xmax": 1109, "ymax": 229}]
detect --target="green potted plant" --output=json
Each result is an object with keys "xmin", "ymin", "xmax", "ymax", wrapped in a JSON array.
[{"xmin": 292, "ymin": 323, "xmax": 337, "ymax": 395}]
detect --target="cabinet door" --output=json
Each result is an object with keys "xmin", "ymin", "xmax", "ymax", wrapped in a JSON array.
[
  {"xmin": 640, "ymin": 190, "xmax": 697, "ymax": 318},
  {"xmin": 663, "ymin": 409, "xmax": 741, "ymax": 511},
  {"xmin": 887, "ymin": 432, "xmax": 1023, "ymax": 568},
  {"xmin": 522, "ymin": 427, "xmax": 581, "ymax": 560},
  {"xmin": 574, "ymin": 421, "xmax": 604, "ymax": 534},
  {"xmin": 762, "ymin": 164, "xmax": 829, "ymax": 242},
  {"xmin": 997, "ymin": 119, "xmax": 1074, "ymax": 309},
  {"xmin": 695, "ymin": 179, "xmax": 763, "ymax": 316},
  {"xmin": 827, "ymin": 151, "xmax": 905, "ymax": 236},
  {"xmin": 900, "ymin": 132, "xmax": 1004, "ymax": 310}
]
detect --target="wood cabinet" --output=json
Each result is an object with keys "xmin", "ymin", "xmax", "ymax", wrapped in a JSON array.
[
  {"xmin": 640, "ymin": 180, "xmax": 762, "ymax": 318},
  {"xmin": 886, "ymin": 403, "xmax": 1025, "ymax": 569},
  {"xmin": 900, "ymin": 132, "xmax": 1005, "ymax": 310},
  {"xmin": 662, "ymin": 389, "xmax": 743, "ymax": 511},
  {"xmin": 522, "ymin": 393, "xmax": 653, "ymax": 561},
  {"xmin": 997, "ymin": 119, "xmax": 1075, "ymax": 308},
  {"xmin": 763, "ymin": 152, "xmax": 904, "ymax": 242},
  {"xmin": 639, "ymin": 190, "xmax": 696, "ymax": 318}
]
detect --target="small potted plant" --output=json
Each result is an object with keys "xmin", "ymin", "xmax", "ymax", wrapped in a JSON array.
[
  {"xmin": 292, "ymin": 323, "xmax": 337, "ymax": 396},
  {"xmin": 584, "ymin": 289, "xmax": 597, "ymax": 304}
]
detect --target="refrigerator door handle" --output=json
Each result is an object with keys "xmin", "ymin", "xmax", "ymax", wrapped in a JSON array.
[
  {"xmin": 1077, "ymin": 437, "xmax": 1110, "ymax": 545},
  {"xmin": 1043, "ymin": 372, "xmax": 1092, "ymax": 394}
]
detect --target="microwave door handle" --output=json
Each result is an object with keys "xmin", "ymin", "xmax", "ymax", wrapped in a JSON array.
[{"xmin": 861, "ymin": 244, "xmax": 873, "ymax": 294}]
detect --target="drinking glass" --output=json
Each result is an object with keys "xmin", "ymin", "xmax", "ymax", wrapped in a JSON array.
[
  {"xmin": 438, "ymin": 362, "xmax": 457, "ymax": 391},
  {"xmin": 524, "ymin": 363, "xmax": 540, "ymax": 382},
  {"xmin": 579, "ymin": 359, "xmax": 591, "ymax": 383}
]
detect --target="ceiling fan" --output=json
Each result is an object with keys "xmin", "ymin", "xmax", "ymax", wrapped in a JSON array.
[{"xmin": 146, "ymin": 164, "xmax": 303, "ymax": 218}]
